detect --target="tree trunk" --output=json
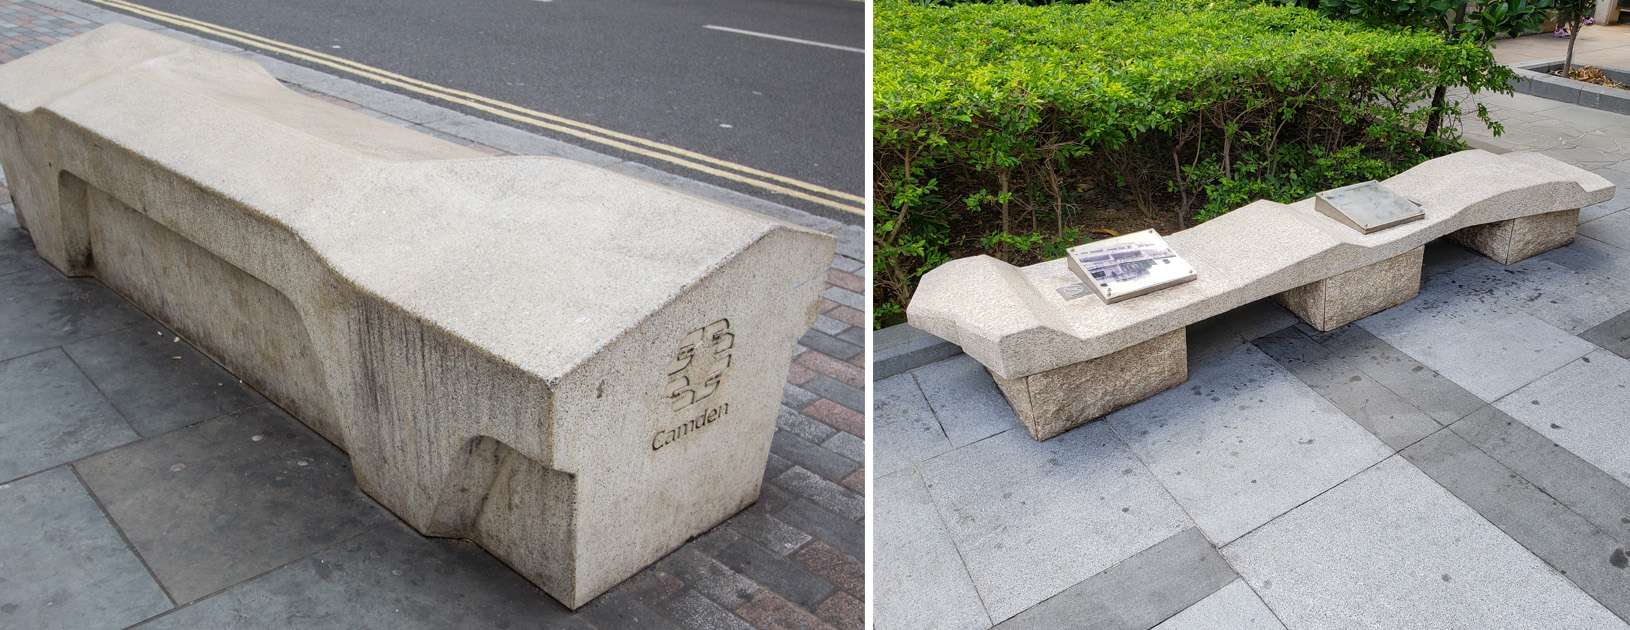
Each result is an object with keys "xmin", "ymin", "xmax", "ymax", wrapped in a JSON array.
[{"xmin": 1565, "ymin": 20, "xmax": 1581, "ymax": 76}]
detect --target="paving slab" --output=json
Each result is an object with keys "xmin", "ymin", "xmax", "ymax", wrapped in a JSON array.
[
  {"xmin": 1434, "ymin": 257, "xmax": 1630, "ymax": 334},
  {"xmin": 134, "ymin": 520, "xmax": 590, "ymax": 630},
  {"xmin": 1497, "ymin": 349, "xmax": 1630, "ymax": 486},
  {"xmin": 0, "ymin": 466, "xmax": 171, "ymax": 630},
  {"xmin": 0, "ymin": 348, "xmax": 137, "ymax": 483},
  {"xmin": 1452, "ymin": 405, "xmax": 1630, "ymax": 544},
  {"xmin": 0, "ymin": 203, "xmax": 47, "ymax": 278},
  {"xmin": 1107, "ymin": 344, "xmax": 1392, "ymax": 544},
  {"xmin": 919, "ymin": 425, "xmax": 1191, "ymax": 622},
  {"xmin": 1537, "ymin": 233, "xmax": 1630, "ymax": 280},
  {"xmin": 1583, "ymin": 204, "xmax": 1630, "ymax": 251},
  {"xmin": 62, "ymin": 324, "xmax": 264, "ymax": 437},
  {"xmin": 1223, "ymin": 456, "xmax": 1626, "ymax": 630},
  {"xmin": 910, "ymin": 354, "xmax": 1018, "ymax": 447},
  {"xmin": 1401, "ymin": 429, "xmax": 1630, "ymax": 621},
  {"xmin": 0, "ymin": 270, "xmax": 150, "ymax": 362},
  {"xmin": 872, "ymin": 373, "xmax": 951, "ymax": 477},
  {"xmin": 1581, "ymin": 307, "xmax": 1630, "ymax": 359},
  {"xmin": 1253, "ymin": 328, "xmax": 1440, "ymax": 450},
  {"xmin": 1358, "ymin": 264, "xmax": 1597, "ymax": 401},
  {"xmin": 1186, "ymin": 299, "xmax": 1298, "ymax": 362},
  {"xmin": 996, "ymin": 528, "xmax": 1236, "ymax": 630},
  {"xmin": 873, "ymin": 469, "xmax": 989, "ymax": 630},
  {"xmin": 1301, "ymin": 324, "xmax": 1485, "ymax": 426},
  {"xmin": 74, "ymin": 404, "xmax": 396, "ymax": 603},
  {"xmin": 1152, "ymin": 580, "xmax": 1283, "ymax": 630}
]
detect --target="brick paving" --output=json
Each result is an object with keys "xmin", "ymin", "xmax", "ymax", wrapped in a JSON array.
[{"xmin": 0, "ymin": 0, "xmax": 866, "ymax": 628}]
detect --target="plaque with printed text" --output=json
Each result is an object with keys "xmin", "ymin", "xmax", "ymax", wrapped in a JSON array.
[{"xmin": 1066, "ymin": 229, "xmax": 1197, "ymax": 304}]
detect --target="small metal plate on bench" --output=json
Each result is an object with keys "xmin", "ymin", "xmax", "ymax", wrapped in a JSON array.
[{"xmin": 1314, "ymin": 181, "xmax": 1423, "ymax": 234}]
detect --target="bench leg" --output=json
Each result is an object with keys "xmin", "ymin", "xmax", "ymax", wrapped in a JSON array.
[
  {"xmin": 1450, "ymin": 209, "xmax": 1578, "ymax": 265},
  {"xmin": 990, "ymin": 329, "xmax": 1187, "ymax": 441},
  {"xmin": 1277, "ymin": 246, "xmax": 1424, "ymax": 332}
]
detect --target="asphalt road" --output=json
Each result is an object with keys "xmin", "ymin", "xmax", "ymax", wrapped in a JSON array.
[{"xmin": 102, "ymin": 0, "xmax": 865, "ymax": 217}]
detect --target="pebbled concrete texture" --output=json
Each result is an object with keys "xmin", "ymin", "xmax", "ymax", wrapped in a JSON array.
[
  {"xmin": 0, "ymin": 467, "xmax": 172, "ymax": 630},
  {"xmin": 1224, "ymin": 457, "xmax": 1626, "ymax": 630},
  {"xmin": 918, "ymin": 425, "xmax": 1192, "ymax": 622}
]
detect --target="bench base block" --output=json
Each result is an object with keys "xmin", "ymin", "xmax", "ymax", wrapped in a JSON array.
[
  {"xmin": 1450, "ymin": 208, "xmax": 1578, "ymax": 265},
  {"xmin": 1277, "ymin": 246, "xmax": 1423, "ymax": 332},
  {"xmin": 991, "ymin": 329, "xmax": 1187, "ymax": 441}
]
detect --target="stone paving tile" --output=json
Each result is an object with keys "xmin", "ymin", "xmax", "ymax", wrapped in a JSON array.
[
  {"xmin": 1583, "ymin": 208, "xmax": 1630, "ymax": 251},
  {"xmin": 0, "ymin": 203, "xmax": 47, "ymax": 278},
  {"xmin": 1108, "ymin": 344, "xmax": 1392, "ymax": 545},
  {"xmin": 997, "ymin": 528, "xmax": 1236, "ymax": 630},
  {"xmin": 1152, "ymin": 580, "xmax": 1283, "ymax": 630},
  {"xmin": 75, "ymin": 404, "xmax": 396, "ymax": 603},
  {"xmin": 1301, "ymin": 324, "xmax": 1485, "ymax": 426},
  {"xmin": 777, "ymin": 497, "xmax": 863, "ymax": 562},
  {"xmin": 0, "ymin": 270, "xmax": 151, "ymax": 362},
  {"xmin": 1358, "ymin": 265, "xmax": 1597, "ymax": 401},
  {"xmin": 710, "ymin": 536, "xmax": 833, "ymax": 610},
  {"xmin": 1453, "ymin": 405, "xmax": 1630, "ymax": 545},
  {"xmin": 910, "ymin": 354, "xmax": 1018, "ymax": 447},
  {"xmin": 1254, "ymin": 328, "xmax": 1440, "ymax": 450},
  {"xmin": 920, "ymin": 425, "xmax": 1192, "ymax": 622},
  {"xmin": 1497, "ymin": 349, "xmax": 1630, "ymax": 486},
  {"xmin": 1446, "ymin": 257, "xmax": 1630, "ymax": 334},
  {"xmin": 0, "ymin": 348, "xmax": 138, "ymax": 483},
  {"xmin": 62, "ymin": 324, "xmax": 265, "ymax": 437},
  {"xmin": 1538, "ymin": 233, "xmax": 1630, "ymax": 280},
  {"xmin": 1402, "ymin": 429, "xmax": 1630, "ymax": 621},
  {"xmin": 798, "ymin": 329, "xmax": 860, "ymax": 362},
  {"xmin": 875, "ymin": 469, "xmax": 990, "ymax": 630},
  {"xmin": 770, "ymin": 429, "xmax": 856, "ymax": 483},
  {"xmin": 872, "ymin": 373, "xmax": 950, "ymax": 477},
  {"xmin": 137, "ymin": 520, "xmax": 592, "ymax": 630},
  {"xmin": 772, "ymin": 466, "xmax": 862, "ymax": 522},
  {"xmin": 1582, "ymin": 307, "xmax": 1630, "ymax": 359},
  {"xmin": 0, "ymin": 466, "xmax": 171, "ymax": 630},
  {"xmin": 1224, "ymin": 456, "xmax": 1627, "ymax": 630},
  {"xmin": 1185, "ymin": 298, "xmax": 1298, "ymax": 361},
  {"xmin": 735, "ymin": 590, "xmax": 838, "ymax": 630}
]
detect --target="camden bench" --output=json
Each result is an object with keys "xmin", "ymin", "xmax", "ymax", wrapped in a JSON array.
[
  {"xmin": 0, "ymin": 25, "xmax": 834, "ymax": 608},
  {"xmin": 909, "ymin": 150, "xmax": 1613, "ymax": 440}
]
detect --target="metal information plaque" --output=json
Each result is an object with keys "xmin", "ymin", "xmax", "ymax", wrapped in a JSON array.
[{"xmin": 1314, "ymin": 181, "xmax": 1424, "ymax": 234}]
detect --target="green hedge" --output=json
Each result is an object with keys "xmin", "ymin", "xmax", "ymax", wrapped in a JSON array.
[{"xmin": 873, "ymin": 0, "xmax": 1511, "ymax": 327}]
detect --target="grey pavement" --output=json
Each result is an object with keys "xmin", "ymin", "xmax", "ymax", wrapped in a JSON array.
[
  {"xmin": 875, "ymin": 88, "xmax": 1630, "ymax": 629},
  {"xmin": 0, "ymin": 0, "xmax": 865, "ymax": 626}
]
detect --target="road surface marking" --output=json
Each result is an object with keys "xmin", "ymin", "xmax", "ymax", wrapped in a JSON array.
[
  {"xmin": 87, "ymin": 0, "xmax": 864, "ymax": 214},
  {"xmin": 702, "ymin": 25, "xmax": 864, "ymax": 54}
]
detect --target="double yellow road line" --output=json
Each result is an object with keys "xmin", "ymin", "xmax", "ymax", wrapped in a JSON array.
[{"xmin": 87, "ymin": 0, "xmax": 866, "ymax": 216}]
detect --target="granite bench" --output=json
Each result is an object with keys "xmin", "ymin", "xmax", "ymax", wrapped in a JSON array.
[
  {"xmin": 909, "ymin": 150, "xmax": 1613, "ymax": 440},
  {"xmin": 0, "ymin": 25, "xmax": 834, "ymax": 608}
]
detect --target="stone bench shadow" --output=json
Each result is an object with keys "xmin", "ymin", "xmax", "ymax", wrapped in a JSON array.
[
  {"xmin": 0, "ymin": 24, "xmax": 833, "ymax": 608},
  {"xmin": 910, "ymin": 150, "xmax": 1614, "ymax": 440}
]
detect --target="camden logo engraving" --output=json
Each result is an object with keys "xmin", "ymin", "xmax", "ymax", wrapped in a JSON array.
[{"xmin": 654, "ymin": 319, "xmax": 735, "ymax": 451}]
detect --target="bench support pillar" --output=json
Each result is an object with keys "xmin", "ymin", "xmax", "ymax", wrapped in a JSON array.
[
  {"xmin": 1450, "ymin": 208, "xmax": 1579, "ymax": 265},
  {"xmin": 991, "ymin": 329, "xmax": 1187, "ymax": 441},
  {"xmin": 1277, "ymin": 246, "xmax": 1424, "ymax": 332}
]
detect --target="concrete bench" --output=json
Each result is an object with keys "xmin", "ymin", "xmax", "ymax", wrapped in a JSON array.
[
  {"xmin": 0, "ymin": 25, "xmax": 833, "ymax": 608},
  {"xmin": 909, "ymin": 150, "xmax": 1613, "ymax": 440}
]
